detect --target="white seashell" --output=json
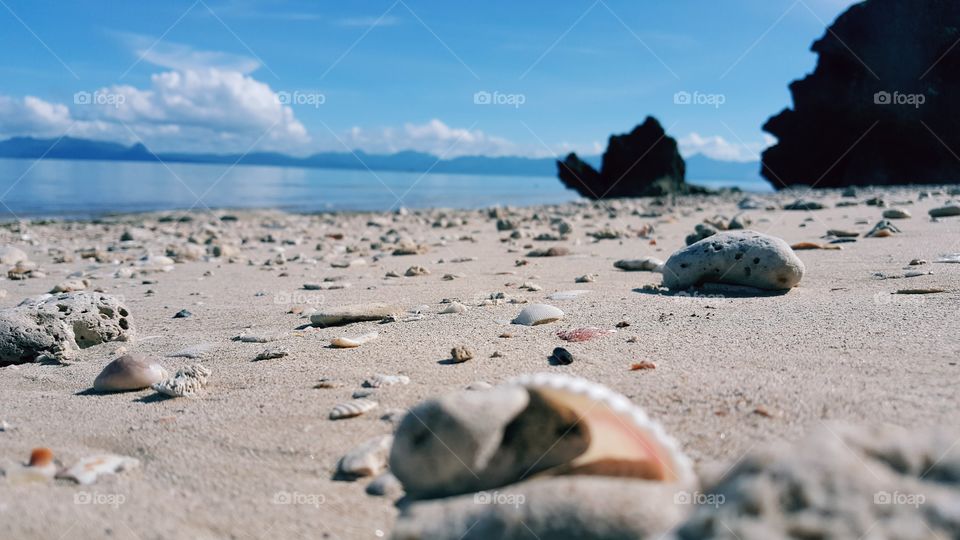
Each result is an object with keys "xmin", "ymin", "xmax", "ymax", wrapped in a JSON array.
[
  {"xmin": 56, "ymin": 454, "xmax": 139, "ymax": 485},
  {"xmin": 330, "ymin": 398, "xmax": 378, "ymax": 420},
  {"xmin": 614, "ymin": 257, "xmax": 664, "ymax": 272},
  {"xmin": 439, "ymin": 302, "xmax": 468, "ymax": 314},
  {"xmin": 510, "ymin": 372, "xmax": 694, "ymax": 484},
  {"xmin": 546, "ymin": 290, "xmax": 592, "ymax": 301},
  {"xmin": 331, "ymin": 331, "xmax": 379, "ymax": 348},
  {"xmin": 151, "ymin": 364, "xmax": 211, "ymax": 398},
  {"xmin": 512, "ymin": 304, "xmax": 564, "ymax": 326},
  {"xmin": 363, "ymin": 374, "xmax": 410, "ymax": 388},
  {"xmin": 338, "ymin": 435, "xmax": 394, "ymax": 478}
]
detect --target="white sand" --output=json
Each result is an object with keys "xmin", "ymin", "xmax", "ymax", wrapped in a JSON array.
[{"xmin": 0, "ymin": 188, "xmax": 957, "ymax": 538}]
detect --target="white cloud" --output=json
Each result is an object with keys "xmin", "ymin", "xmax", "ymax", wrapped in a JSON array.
[
  {"xmin": 121, "ymin": 33, "xmax": 261, "ymax": 74},
  {"xmin": 678, "ymin": 132, "xmax": 772, "ymax": 162},
  {"xmin": 0, "ymin": 38, "xmax": 309, "ymax": 153},
  {"xmin": 0, "ymin": 96, "xmax": 73, "ymax": 138},
  {"xmin": 343, "ymin": 119, "xmax": 516, "ymax": 158}
]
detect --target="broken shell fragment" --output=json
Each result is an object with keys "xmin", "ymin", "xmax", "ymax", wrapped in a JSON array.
[
  {"xmin": 331, "ymin": 332, "xmax": 379, "ymax": 349},
  {"xmin": 56, "ymin": 454, "xmax": 139, "ymax": 485},
  {"xmin": 363, "ymin": 374, "xmax": 410, "ymax": 388},
  {"xmin": 151, "ymin": 364, "xmax": 211, "ymax": 398},
  {"xmin": 556, "ymin": 327, "xmax": 615, "ymax": 343},
  {"xmin": 338, "ymin": 435, "xmax": 394, "ymax": 478}
]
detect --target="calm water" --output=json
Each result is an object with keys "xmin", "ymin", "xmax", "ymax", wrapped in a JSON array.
[{"xmin": 0, "ymin": 158, "xmax": 769, "ymax": 218}]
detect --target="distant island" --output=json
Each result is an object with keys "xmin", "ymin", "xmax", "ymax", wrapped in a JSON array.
[{"xmin": 0, "ymin": 136, "xmax": 764, "ymax": 186}]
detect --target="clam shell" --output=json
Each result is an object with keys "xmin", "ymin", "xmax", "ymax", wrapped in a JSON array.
[
  {"xmin": 512, "ymin": 304, "xmax": 564, "ymax": 326},
  {"xmin": 331, "ymin": 331, "xmax": 379, "ymax": 348},
  {"xmin": 510, "ymin": 373, "xmax": 694, "ymax": 484},
  {"xmin": 329, "ymin": 398, "xmax": 378, "ymax": 420},
  {"xmin": 94, "ymin": 354, "xmax": 168, "ymax": 392}
]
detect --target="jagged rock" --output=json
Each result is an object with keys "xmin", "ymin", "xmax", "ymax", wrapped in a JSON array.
[
  {"xmin": 557, "ymin": 117, "xmax": 698, "ymax": 198},
  {"xmin": 762, "ymin": 0, "xmax": 960, "ymax": 188},
  {"xmin": 0, "ymin": 292, "xmax": 134, "ymax": 365}
]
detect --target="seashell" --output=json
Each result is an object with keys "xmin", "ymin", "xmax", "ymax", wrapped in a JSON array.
[
  {"xmin": 234, "ymin": 333, "xmax": 276, "ymax": 343},
  {"xmin": 935, "ymin": 253, "xmax": 960, "ymax": 263},
  {"xmin": 405, "ymin": 265, "xmax": 430, "ymax": 277},
  {"xmin": 314, "ymin": 378, "xmax": 343, "ymax": 389},
  {"xmin": 450, "ymin": 346, "xmax": 474, "ymax": 363},
  {"xmin": 575, "ymin": 274, "xmax": 597, "ymax": 283},
  {"xmin": 866, "ymin": 220, "xmax": 901, "ymax": 238},
  {"xmin": 56, "ymin": 454, "xmax": 139, "ymax": 485},
  {"xmin": 511, "ymin": 373, "xmax": 693, "ymax": 483},
  {"xmin": 6, "ymin": 447, "xmax": 56, "ymax": 484},
  {"xmin": 331, "ymin": 331, "xmax": 379, "ymax": 348},
  {"xmin": 29, "ymin": 447, "xmax": 54, "ymax": 468},
  {"xmin": 389, "ymin": 373, "xmax": 693, "ymax": 500},
  {"xmin": 151, "ymin": 364, "xmax": 211, "ymax": 398},
  {"xmin": 330, "ymin": 398, "xmax": 378, "ymax": 420},
  {"xmin": 512, "ymin": 304, "xmax": 564, "ymax": 326},
  {"xmin": 439, "ymin": 302, "xmax": 468, "ymax": 314},
  {"xmin": 255, "ymin": 346, "xmax": 288, "ymax": 360},
  {"xmin": 614, "ymin": 258, "xmax": 664, "ymax": 272},
  {"xmin": 338, "ymin": 435, "xmax": 394, "ymax": 478},
  {"xmin": 310, "ymin": 303, "xmax": 403, "ymax": 327},
  {"xmin": 556, "ymin": 327, "xmax": 615, "ymax": 343},
  {"xmin": 547, "ymin": 290, "xmax": 591, "ymax": 301},
  {"xmin": 363, "ymin": 374, "xmax": 410, "ymax": 388},
  {"xmin": 94, "ymin": 354, "xmax": 168, "ymax": 392}
]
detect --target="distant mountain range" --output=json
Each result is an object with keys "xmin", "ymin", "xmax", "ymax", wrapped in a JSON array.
[{"xmin": 0, "ymin": 136, "xmax": 765, "ymax": 184}]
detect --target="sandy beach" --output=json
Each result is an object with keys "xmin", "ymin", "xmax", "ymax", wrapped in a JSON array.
[{"xmin": 1, "ymin": 187, "xmax": 958, "ymax": 539}]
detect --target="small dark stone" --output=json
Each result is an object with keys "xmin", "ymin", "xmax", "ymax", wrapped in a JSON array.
[
  {"xmin": 173, "ymin": 309, "xmax": 193, "ymax": 319},
  {"xmin": 550, "ymin": 347, "xmax": 574, "ymax": 366}
]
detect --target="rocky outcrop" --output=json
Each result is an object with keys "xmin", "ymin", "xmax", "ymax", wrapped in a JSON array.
[
  {"xmin": 557, "ymin": 117, "xmax": 695, "ymax": 198},
  {"xmin": 762, "ymin": 0, "xmax": 960, "ymax": 188}
]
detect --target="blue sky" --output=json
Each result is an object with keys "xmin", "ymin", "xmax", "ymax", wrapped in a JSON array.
[{"xmin": 0, "ymin": 0, "xmax": 858, "ymax": 161}]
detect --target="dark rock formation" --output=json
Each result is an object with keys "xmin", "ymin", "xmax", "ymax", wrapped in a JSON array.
[
  {"xmin": 762, "ymin": 0, "xmax": 960, "ymax": 188},
  {"xmin": 557, "ymin": 116, "xmax": 694, "ymax": 198}
]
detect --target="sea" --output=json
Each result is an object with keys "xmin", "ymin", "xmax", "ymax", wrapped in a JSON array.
[{"xmin": 0, "ymin": 157, "xmax": 772, "ymax": 219}]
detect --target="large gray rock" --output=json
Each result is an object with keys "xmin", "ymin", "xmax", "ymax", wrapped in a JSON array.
[
  {"xmin": 389, "ymin": 385, "xmax": 588, "ymax": 500},
  {"xmin": 674, "ymin": 424, "xmax": 960, "ymax": 540},
  {"xmin": 392, "ymin": 476, "xmax": 688, "ymax": 540},
  {"xmin": 662, "ymin": 231, "xmax": 804, "ymax": 291},
  {"xmin": 0, "ymin": 292, "xmax": 134, "ymax": 365}
]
